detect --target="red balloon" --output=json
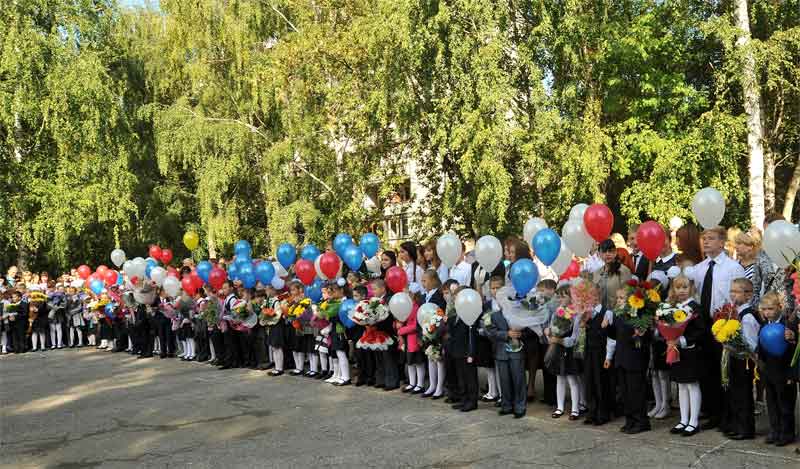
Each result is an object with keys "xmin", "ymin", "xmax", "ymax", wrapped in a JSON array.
[
  {"xmin": 181, "ymin": 276, "xmax": 197, "ymax": 296},
  {"xmin": 189, "ymin": 271, "xmax": 204, "ymax": 289},
  {"xmin": 103, "ymin": 269, "xmax": 118, "ymax": 285},
  {"xmin": 583, "ymin": 204, "xmax": 614, "ymax": 242},
  {"xmin": 130, "ymin": 276, "xmax": 139, "ymax": 285},
  {"xmin": 96, "ymin": 265, "xmax": 109, "ymax": 277},
  {"xmin": 385, "ymin": 266, "xmax": 408, "ymax": 293},
  {"xmin": 559, "ymin": 260, "xmax": 581, "ymax": 281},
  {"xmin": 295, "ymin": 259, "xmax": 316, "ymax": 286},
  {"xmin": 160, "ymin": 248, "xmax": 173, "ymax": 265},
  {"xmin": 149, "ymin": 245, "xmax": 163, "ymax": 261},
  {"xmin": 77, "ymin": 265, "xmax": 91, "ymax": 280},
  {"xmin": 636, "ymin": 221, "xmax": 667, "ymax": 262},
  {"xmin": 208, "ymin": 267, "xmax": 227, "ymax": 290},
  {"xmin": 319, "ymin": 252, "xmax": 341, "ymax": 279}
]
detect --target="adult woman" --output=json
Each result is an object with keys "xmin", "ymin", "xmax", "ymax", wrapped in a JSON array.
[
  {"xmin": 380, "ymin": 250, "xmax": 397, "ymax": 280},
  {"xmin": 735, "ymin": 229, "xmax": 772, "ymax": 307},
  {"xmin": 676, "ymin": 224, "xmax": 703, "ymax": 267},
  {"xmin": 424, "ymin": 240, "xmax": 449, "ymax": 284},
  {"xmin": 592, "ymin": 239, "xmax": 632, "ymax": 310},
  {"xmin": 399, "ymin": 241, "xmax": 425, "ymax": 296}
]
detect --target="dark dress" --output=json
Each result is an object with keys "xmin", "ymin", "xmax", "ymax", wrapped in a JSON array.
[
  {"xmin": 545, "ymin": 315, "xmax": 581, "ymax": 376},
  {"xmin": 667, "ymin": 308, "xmax": 705, "ymax": 383}
]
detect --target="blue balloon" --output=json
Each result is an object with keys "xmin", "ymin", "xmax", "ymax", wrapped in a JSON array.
[
  {"xmin": 90, "ymin": 279, "xmax": 104, "ymax": 295},
  {"xmin": 305, "ymin": 279, "xmax": 323, "ymax": 303},
  {"xmin": 116, "ymin": 274, "xmax": 124, "ymax": 286},
  {"xmin": 532, "ymin": 228, "xmax": 561, "ymax": 266},
  {"xmin": 342, "ymin": 244, "xmax": 363, "ymax": 271},
  {"xmin": 227, "ymin": 262, "xmax": 240, "ymax": 280},
  {"xmin": 301, "ymin": 244, "xmax": 320, "ymax": 261},
  {"xmin": 359, "ymin": 233, "xmax": 380, "ymax": 258},
  {"xmin": 145, "ymin": 263, "xmax": 154, "ymax": 279},
  {"xmin": 509, "ymin": 259, "xmax": 539, "ymax": 296},
  {"xmin": 255, "ymin": 261, "xmax": 275, "ymax": 285},
  {"xmin": 333, "ymin": 233, "xmax": 353, "ymax": 257},
  {"xmin": 759, "ymin": 323, "xmax": 788, "ymax": 357},
  {"xmin": 234, "ymin": 239, "xmax": 252, "ymax": 256},
  {"xmin": 196, "ymin": 261, "xmax": 213, "ymax": 282},
  {"xmin": 238, "ymin": 263, "xmax": 254, "ymax": 278},
  {"xmin": 277, "ymin": 243, "xmax": 296, "ymax": 270},
  {"xmin": 338, "ymin": 299, "xmax": 356, "ymax": 329},
  {"xmin": 241, "ymin": 271, "xmax": 257, "ymax": 289},
  {"xmin": 235, "ymin": 255, "xmax": 251, "ymax": 268}
]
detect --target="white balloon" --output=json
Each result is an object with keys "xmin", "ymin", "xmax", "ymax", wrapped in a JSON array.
[
  {"xmin": 163, "ymin": 276, "xmax": 181, "ymax": 297},
  {"xmin": 416, "ymin": 302, "xmax": 442, "ymax": 327},
  {"xmin": 388, "ymin": 292, "xmax": 413, "ymax": 322},
  {"xmin": 523, "ymin": 217, "xmax": 548, "ymax": 246},
  {"xmin": 271, "ymin": 276, "xmax": 285, "ymax": 290},
  {"xmin": 314, "ymin": 255, "xmax": 329, "ymax": 280},
  {"xmin": 150, "ymin": 266, "xmax": 167, "ymax": 287},
  {"xmin": 110, "ymin": 249, "xmax": 126, "ymax": 268},
  {"xmin": 691, "ymin": 187, "xmax": 725, "ymax": 229},
  {"xmin": 365, "ymin": 256, "xmax": 381, "ymax": 274},
  {"xmin": 122, "ymin": 260, "xmax": 134, "ymax": 277},
  {"xmin": 669, "ymin": 216, "xmax": 684, "ymax": 232},
  {"xmin": 436, "ymin": 233, "xmax": 462, "ymax": 267},
  {"xmin": 475, "ymin": 235, "xmax": 502, "ymax": 272},
  {"xmin": 550, "ymin": 241, "xmax": 574, "ymax": 276},
  {"xmin": 569, "ymin": 203, "xmax": 589, "ymax": 221},
  {"xmin": 273, "ymin": 261, "xmax": 288, "ymax": 278},
  {"xmin": 562, "ymin": 219, "xmax": 593, "ymax": 258},
  {"xmin": 454, "ymin": 288, "xmax": 483, "ymax": 326},
  {"xmin": 130, "ymin": 257, "xmax": 147, "ymax": 279},
  {"xmin": 763, "ymin": 220, "xmax": 800, "ymax": 268}
]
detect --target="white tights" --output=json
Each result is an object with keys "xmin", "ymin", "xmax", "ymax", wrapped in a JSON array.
[
  {"xmin": 309, "ymin": 352, "xmax": 320, "ymax": 373},
  {"xmin": 184, "ymin": 338, "xmax": 195, "ymax": 358},
  {"xmin": 209, "ymin": 341, "xmax": 217, "ymax": 361},
  {"xmin": 425, "ymin": 359, "xmax": 446, "ymax": 396},
  {"xmin": 337, "ymin": 350, "xmax": 350, "ymax": 381},
  {"xmin": 293, "ymin": 352, "xmax": 306, "ymax": 372},
  {"xmin": 483, "ymin": 366, "xmax": 499, "ymax": 398},
  {"xmin": 70, "ymin": 327, "xmax": 83, "ymax": 346},
  {"xmin": 678, "ymin": 382, "xmax": 702, "ymax": 427},
  {"xmin": 31, "ymin": 331, "xmax": 46, "ymax": 351},
  {"xmin": 556, "ymin": 375, "xmax": 582, "ymax": 414},
  {"xmin": 270, "ymin": 346, "xmax": 284, "ymax": 371},
  {"xmin": 650, "ymin": 370, "xmax": 671, "ymax": 416},
  {"xmin": 319, "ymin": 351, "xmax": 329, "ymax": 371},
  {"xmin": 49, "ymin": 322, "xmax": 63, "ymax": 348},
  {"xmin": 1, "ymin": 331, "xmax": 8, "ymax": 352}
]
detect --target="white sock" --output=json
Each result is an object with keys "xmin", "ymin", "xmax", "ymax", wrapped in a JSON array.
[
  {"xmin": 268, "ymin": 346, "xmax": 273, "ymax": 362},
  {"xmin": 659, "ymin": 371, "xmax": 671, "ymax": 412},
  {"xmin": 50, "ymin": 324, "xmax": 57, "ymax": 347},
  {"xmin": 415, "ymin": 363, "xmax": 426, "ymax": 389},
  {"xmin": 426, "ymin": 360, "xmax": 437, "ymax": 394},
  {"xmin": 296, "ymin": 352, "xmax": 306, "ymax": 372},
  {"xmin": 331, "ymin": 358, "xmax": 340, "ymax": 380},
  {"xmin": 486, "ymin": 367, "xmax": 498, "ymax": 397},
  {"xmin": 31, "ymin": 333, "xmax": 38, "ymax": 351},
  {"xmin": 179, "ymin": 340, "xmax": 186, "ymax": 357},
  {"xmin": 436, "ymin": 360, "xmax": 446, "ymax": 396},
  {"xmin": 272, "ymin": 347, "xmax": 284, "ymax": 371},
  {"xmin": 556, "ymin": 375, "xmax": 567, "ymax": 411},
  {"xmin": 56, "ymin": 325, "xmax": 63, "ymax": 347},
  {"xmin": 337, "ymin": 350, "xmax": 350, "ymax": 381},
  {"xmin": 189, "ymin": 338, "xmax": 196, "ymax": 358},
  {"xmin": 1, "ymin": 331, "xmax": 7, "ymax": 352},
  {"xmin": 128, "ymin": 336, "xmax": 133, "ymax": 351},
  {"xmin": 678, "ymin": 383, "xmax": 689, "ymax": 425},
  {"xmin": 77, "ymin": 329, "xmax": 84, "ymax": 345},
  {"xmin": 309, "ymin": 353, "xmax": 320, "ymax": 373},
  {"xmin": 567, "ymin": 375, "xmax": 581, "ymax": 414},
  {"xmin": 320, "ymin": 352, "xmax": 329, "ymax": 371},
  {"xmin": 688, "ymin": 382, "xmax": 701, "ymax": 427},
  {"xmin": 210, "ymin": 341, "xmax": 217, "ymax": 361},
  {"xmin": 651, "ymin": 373, "xmax": 664, "ymax": 414},
  {"xmin": 108, "ymin": 339, "xmax": 115, "ymax": 351},
  {"xmin": 406, "ymin": 365, "xmax": 417, "ymax": 387}
]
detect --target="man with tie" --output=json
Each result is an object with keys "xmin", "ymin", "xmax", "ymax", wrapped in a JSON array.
[
  {"xmin": 689, "ymin": 226, "xmax": 745, "ymax": 430},
  {"xmin": 627, "ymin": 226, "xmax": 650, "ymax": 280}
]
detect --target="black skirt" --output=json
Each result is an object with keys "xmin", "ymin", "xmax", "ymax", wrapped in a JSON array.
[
  {"xmin": 292, "ymin": 332, "xmax": 315, "ymax": 354},
  {"xmin": 331, "ymin": 330, "xmax": 349, "ymax": 353},
  {"xmin": 669, "ymin": 345, "xmax": 702, "ymax": 383},
  {"xmin": 546, "ymin": 344, "xmax": 582, "ymax": 376},
  {"xmin": 267, "ymin": 320, "xmax": 286, "ymax": 348},
  {"xmin": 406, "ymin": 349, "xmax": 426, "ymax": 365}
]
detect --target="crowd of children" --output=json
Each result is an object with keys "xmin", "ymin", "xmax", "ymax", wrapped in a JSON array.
[{"xmin": 2, "ymin": 225, "xmax": 799, "ymax": 448}]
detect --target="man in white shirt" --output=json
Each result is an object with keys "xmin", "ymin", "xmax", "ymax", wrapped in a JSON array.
[
  {"xmin": 448, "ymin": 244, "xmax": 473, "ymax": 287},
  {"xmin": 689, "ymin": 226, "xmax": 745, "ymax": 430}
]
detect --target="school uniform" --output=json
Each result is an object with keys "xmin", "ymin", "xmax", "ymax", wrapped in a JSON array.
[
  {"xmin": 373, "ymin": 293, "xmax": 400, "ymax": 389},
  {"xmin": 720, "ymin": 303, "xmax": 760, "ymax": 439},
  {"xmin": 67, "ymin": 295, "xmax": 85, "ymax": 346},
  {"xmin": 668, "ymin": 300, "xmax": 705, "ymax": 384},
  {"xmin": 652, "ymin": 253, "xmax": 677, "ymax": 275},
  {"xmin": 220, "ymin": 294, "xmax": 242, "ymax": 368},
  {"xmin": 631, "ymin": 252, "xmax": 650, "ymax": 281},
  {"xmin": 583, "ymin": 305, "xmax": 615, "ymax": 424},
  {"xmin": 11, "ymin": 301, "xmax": 28, "ymax": 353},
  {"xmin": 353, "ymin": 322, "xmax": 375, "ymax": 385},
  {"xmin": 607, "ymin": 315, "xmax": 652, "ymax": 433},
  {"xmin": 486, "ymin": 309, "xmax": 526, "ymax": 416},
  {"xmin": 446, "ymin": 315, "xmax": 479, "ymax": 411},
  {"xmin": 761, "ymin": 317, "xmax": 797, "ymax": 445}
]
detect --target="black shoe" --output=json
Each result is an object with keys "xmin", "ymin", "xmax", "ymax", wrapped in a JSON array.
[
  {"xmin": 384, "ymin": 386, "xmax": 399, "ymax": 391},
  {"xmin": 333, "ymin": 380, "xmax": 351, "ymax": 386},
  {"xmin": 289, "ymin": 370, "xmax": 303, "ymax": 376},
  {"xmin": 137, "ymin": 354, "xmax": 153, "ymax": 359},
  {"xmin": 268, "ymin": 370, "xmax": 284, "ymax": 376},
  {"xmin": 451, "ymin": 403, "xmax": 463, "ymax": 410},
  {"xmin": 401, "ymin": 386, "xmax": 413, "ymax": 393},
  {"xmin": 460, "ymin": 405, "xmax": 477, "ymax": 412},
  {"xmin": 775, "ymin": 437, "xmax": 795, "ymax": 447},
  {"xmin": 494, "ymin": 401, "xmax": 501, "ymax": 408},
  {"xmin": 681, "ymin": 425, "xmax": 699, "ymax": 437},
  {"xmin": 498, "ymin": 409, "xmax": 514, "ymax": 416},
  {"xmin": 593, "ymin": 419, "xmax": 609, "ymax": 426},
  {"xmin": 583, "ymin": 418, "xmax": 595, "ymax": 425},
  {"xmin": 159, "ymin": 354, "xmax": 167, "ymax": 359},
  {"xmin": 513, "ymin": 412, "xmax": 526, "ymax": 419},
  {"xmin": 412, "ymin": 387, "xmax": 424, "ymax": 395},
  {"xmin": 624, "ymin": 426, "xmax": 651, "ymax": 434},
  {"xmin": 354, "ymin": 381, "xmax": 366, "ymax": 387},
  {"xmin": 700, "ymin": 420, "xmax": 718, "ymax": 431},
  {"xmin": 619, "ymin": 424, "xmax": 631, "ymax": 433},
  {"xmin": 421, "ymin": 392, "xmax": 433, "ymax": 398},
  {"xmin": 765, "ymin": 435, "xmax": 777, "ymax": 445},
  {"xmin": 209, "ymin": 359, "xmax": 219, "ymax": 366},
  {"xmin": 670, "ymin": 424, "xmax": 686, "ymax": 434},
  {"xmin": 729, "ymin": 434, "xmax": 754, "ymax": 440}
]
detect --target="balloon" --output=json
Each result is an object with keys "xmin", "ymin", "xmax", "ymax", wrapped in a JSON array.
[
  {"xmin": 532, "ymin": 228, "xmax": 561, "ymax": 266},
  {"xmin": 365, "ymin": 256, "xmax": 381, "ymax": 274},
  {"xmin": 273, "ymin": 261, "xmax": 288, "ymax": 278},
  {"xmin": 569, "ymin": 203, "xmax": 589, "ymax": 221},
  {"xmin": 227, "ymin": 262, "xmax": 240, "ymax": 280},
  {"xmin": 763, "ymin": 220, "xmax": 800, "ymax": 268},
  {"xmin": 691, "ymin": 187, "xmax": 726, "ymax": 229},
  {"xmin": 560, "ymin": 260, "xmax": 581, "ymax": 281},
  {"xmin": 523, "ymin": 217, "xmax": 548, "ymax": 246},
  {"xmin": 208, "ymin": 267, "xmax": 227, "ymax": 290},
  {"xmin": 160, "ymin": 248, "xmax": 173, "ymax": 265},
  {"xmin": 271, "ymin": 276, "xmax": 285, "ymax": 290},
  {"xmin": 96, "ymin": 265, "xmax": 109, "ymax": 278},
  {"xmin": 163, "ymin": 276, "xmax": 181, "ymax": 297},
  {"xmin": 305, "ymin": 279, "xmax": 323, "ymax": 303},
  {"xmin": 319, "ymin": 252, "xmax": 341, "ymax": 280},
  {"xmin": 145, "ymin": 260, "xmax": 156, "ymax": 280},
  {"xmin": 583, "ymin": 204, "xmax": 614, "ymax": 242},
  {"xmin": 454, "ymin": 288, "xmax": 482, "ymax": 325},
  {"xmin": 189, "ymin": 271, "xmax": 204, "ymax": 290},
  {"xmin": 150, "ymin": 266, "xmax": 167, "ymax": 286},
  {"xmin": 276, "ymin": 243, "xmax": 296, "ymax": 270},
  {"xmin": 300, "ymin": 244, "xmax": 320, "ymax": 261},
  {"xmin": 636, "ymin": 221, "xmax": 667, "ymax": 262},
  {"xmin": 89, "ymin": 279, "xmax": 104, "ymax": 295},
  {"xmin": 110, "ymin": 249, "xmax": 126, "ymax": 268},
  {"xmin": 342, "ymin": 244, "xmax": 363, "ymax": 271},
  {"xmin": 130, "ymin": 257, "xmax": 147, "ymax": 279},
  {"xmin": 385, "ymin": 266, "xmax": 408, "ymax": 293},
  {"xmin": 338, "ymin": 299, "xmax": 356, "ymax": 329},
  {"xmin": 77, "ymin": 265, "xmax": 91, "ymax": 280},
  {"xmin": 314, "ymin": 255, "xmax": 328, "ymax": 280},
  {"xmin": 166, "ymin": 267, "xmax": 180, "ymax": 279},
  {"xmin": 295, "ymin": 259, "xmax": 316, "ymax": 286},
  {"xmin": 149, "ymin": 245, "xmax": 163, "ymax": 261},
  {"xmin": 238, "ymin": 262, "xmax": 254, "ymax": 279},
  {"xmin": 116, "ymin": 274, "xmax": 124, "ymax": 286},
  {"xmin": 196, "ymin": 261, "xmax": 213, "ymax": 282},
  {"xmin": 417, "ymin": 303, "xmax": 442, "ymax": 327},
  {"xmin": 359, "ymin": 233, "xmax": 380, "ymax": 258},
  {"xmin": 122, "ymin": 260, "xmax": 134, "ymax": 277},
  {"xmin": 234, "ymin": 240, "xmax": 252, "ymax": 257},
  {"xmin": 240, "ymin": 271, "xmax": 256, "ymax": 289},
  {"xmin": 103, "ymin": 269, "xmax": 118, "ymax": 286},
  {"xmin": 183, "ymin": 231, "xmax": 200, "ymax": 250},
  {"xmin": 436, "ymin": 233, "xmax": 462, "ymax": 267},
  {"xmin": 759, "ymin": 323, "xmax": 788, "ymax": 357},
  {"xmin": 235, "ymin": 250, "xmax": 252, "ymax": 265},
  {"xmin": 388, "ymin": 292, "xmax": 413, "ymax": 322},
  {"xmin": 562, "ymin": 219, "xmax": 594, "ymax": 257},
  {"xmin": 551, "ymin": 241, "xmax": 574, "ymax": 276},
  {"xmin": 475, "ymin": 235, "xmax": 503, "ymax": 272},
  {"xmin": 255, "ymin": 261, "xmax": 275, "ymax": 285},
  {"xmin": 181, "ymin": 276, "xmax": 197, "ymax": 296},
  {"xmin": 333, "ymin": 233, "xmax": 354, "ymax": 257},
  {"xmin": 509, "ymin": 259, "xmax": 539, "ymax": 296}
]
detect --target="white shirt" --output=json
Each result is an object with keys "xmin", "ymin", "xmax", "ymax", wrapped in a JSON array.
[
  {"xmin": 449, "ymin": 261, "xmax": 472, "ymax": 287},
  {"xmin": 404, "ymin": 262, "xmax": 425, "ymax": 294},
  {"xmin": 737, "ymin": 303, "xmax": 760, "ymax": 353},
  {"xmin": 581, "ymin": 254, "xmax": 604, "ymax": 274},
  {"xmin": 690, "ymin": 252, "xmax": 745, "ymax": 314}
]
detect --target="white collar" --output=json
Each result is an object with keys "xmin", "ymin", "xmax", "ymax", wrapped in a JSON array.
[
  {"xmin": 678, "ymin": 299, "xmax": 693, "ymax": 308},
  {"xmin": 706, "ymin": 251, "xmax": 728, "ymax": 264},
  {"xmin": 426, "ymin": 288, "xmax": 438, "ymax": 298},
  {"xmin": 736, "ymin": 303, "xmax": 751, "ymax": 314}
]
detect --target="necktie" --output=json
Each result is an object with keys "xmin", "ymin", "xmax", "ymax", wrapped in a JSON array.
[{"xmin": 700, "ymin": 260, "xmax": 715, "ymax": 315}]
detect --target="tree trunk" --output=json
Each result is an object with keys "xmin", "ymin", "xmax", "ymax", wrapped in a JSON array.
[
  {"xmin": 782, "ymin": 155, "xmax": 800, "ymax": 223},
  {"xmin": 207, "ymin": 231, "xmax": 217, "ymax": 260},
  {"xmin": 764, "ymin": 146, "xmax": 776, "ymax": 213},
  {"xmin": 734, "ymin": 0, "xmax": 766, "ymax": 229}
]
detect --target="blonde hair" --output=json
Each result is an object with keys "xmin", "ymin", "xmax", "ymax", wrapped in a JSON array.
[
  {"xmin": 610, "ymin": 233, "xmax": 627, "ymax": 250},
  {"xmin": 731, "ymin": 277, "xmax": 754, "ymax": 293},
  {"xmin": 734, "ymin": 229, "xmax": 762, "ymax": 250},
  {"xmin": 667, "ymin": 275, "xmax": 695, "ymax": 303},
  {"xmin": 759, "ymin": 290, "xmax": 783, "ymax": 311}
]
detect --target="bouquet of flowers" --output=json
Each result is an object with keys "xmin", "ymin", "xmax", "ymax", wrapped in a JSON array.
[
  {"xmin": 712, "ymin": 316, "xmax": 753, "ymax": 388},
  {"xmin": 417, "ymin": 303, "xmax": 447, "ymax": 361},
  {"xmin": 655, "ymin": 302, "xmax": 694, "ymax": 364},
  {"xmin": 316, "ymin": 298, "xmax": 344, "ymax": 333},
  {"xmin": 2, "ymin": 302, "xmax": 19, "ymax": 322},
  {"xmin": 285, "ymin": 298, "xmax": 313, "ymax": 332},
  {"xmin": 230, "ymin": 299, "xmax": 256, "ymax": 332},
  {"xmin": 544, "ymin": 306, "xmax": 578, "ymax": 366},
  {"xmin": 496, "ymin": 286, "xmax": 552, "ymax": 351},
  {"xmin": 351, "ymin": 298, "xmax": 394, "ymax": 351},
  {"xmin": 712, "ymin": 303, "xmax": 737, "ymax": 323},
  {"xmin": 613, "ymin": 279, "xmax": 660, "ymax": 332},
  {"xmin": 199, "ymin": 298, "xmax": 221, "ymax": 329},
  {"xmin": 258, "ymin": 297, "xmax": 281, "ymax": 327}
]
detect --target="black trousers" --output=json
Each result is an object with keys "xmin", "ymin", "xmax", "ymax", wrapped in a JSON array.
[
  {"xmin": 584, "ymin": 349, "xmax": 611, "ymax": 423},
  {"xmin": 498, "ymin": 357, "xmax": 526, "ymax": 414},
  {"xmin": 765, "ymin": 379, "xmax": 797, "ymax": 441},
  {"xmin": 700, "ymin": 341, "xmax": 723, "ymax": 423},
  {"xmin": 445, "ymin": 354, "xmax": 462, "ymax": 400},
  {"xmin": 621, "ymin": 369, "xmax": 649, "ymax": 429},
  {"xmin": 540, "ymin": 341, "xmax": 557, "ymax": 405},
  {"xmin": 12, "ymin": 319, "xmax": 27, "ymax": 352},
  {"xmin": 222, "ymin": 328, "xmax": 242, "ymax": 367},
  {"xmin": 251, "ymin": 326, "xmax": 267, "ymax": 366},
  {"xmin": 355, "ymin": 348, "xmax": 375, "ymax": 384},
  {"xmin": 721, "ymin": 356, "xmax": 755, "ymax": 437},
  {"xmin": 455, "ymin": 358, "xmax": 478, "ymax": 409},
  {"xmin": 375, "ymin": 348, "xmax": 400, "ymax": 388},
  {"xmin": 155, "ymin": 315, "xmax": 175, "ymax": 357},
  {"xmin": 210, "ymin": 328, "xmax": 224, "ymax": 361},
  {"xmin": 112, "ymin": 320, "xmax": 128, "ymax": 351}
]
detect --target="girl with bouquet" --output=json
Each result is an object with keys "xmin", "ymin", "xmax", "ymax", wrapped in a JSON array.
[
  {"xmin": 262, "ymin": 285, "xmax": 288, "ymax": 376},
  {"xmin": 545, "ymin": 282, "xmax": 583, "ymax": 420},
  {"xmin": 285, "ymin": 281, "xmax": 314, "ymax": 376},
  {"xmin": 319, "ymin": 280, "xmax": 349, "ymax": 386}
]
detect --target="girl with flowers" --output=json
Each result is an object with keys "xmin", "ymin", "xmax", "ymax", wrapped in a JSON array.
[
  {"xmin": 545, "ymin": 282, "xmax": 583, "ymax": 420},
  {"xmin": 285, "ymin": 281, "xmax": 314, "ymax": 376},
  {"xmin": 262, "ymin": 285, "xmax": 288, "ymax": 377},
  {"xmin": 658, "ymin": 274, "xmax": 704, "ymax": 437},
  {"xmin": 320, "ymin": 280, "xmax": 350, "ymax": 386}
]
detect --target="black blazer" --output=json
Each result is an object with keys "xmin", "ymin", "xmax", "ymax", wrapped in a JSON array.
[
  {"xmin": 446, "ymin": 315, "xmax": 478, "ymax": 359},
  {"xmin": 426, "ymin": 289, "xmax": 447, "ymax": 310},
  {"xmin": 633, "ymin": 254, "xmax": 650, "ymax": 280},
  {"xmin": 607, "ymin": 318, "xmax": 651, "ymax": 371}
]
